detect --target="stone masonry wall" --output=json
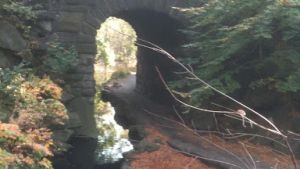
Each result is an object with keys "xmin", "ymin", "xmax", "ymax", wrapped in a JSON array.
[{"xmin": 31, "ymin": 0, "xmax": 189, "ymax": 137}]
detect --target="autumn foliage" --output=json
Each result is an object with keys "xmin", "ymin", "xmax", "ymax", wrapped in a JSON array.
[
  {"xmin": 0, "ymin": 67, "xmax": 69, "ymax": 169},
  {"xmin": 0, "ymin": 123, "xmax": 54, "ymax": 169}
]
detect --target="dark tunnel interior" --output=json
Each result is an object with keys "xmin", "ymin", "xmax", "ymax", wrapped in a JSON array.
[{"xmin": 115, "ymin": 9, "xmax": 185, "ymax": 103}]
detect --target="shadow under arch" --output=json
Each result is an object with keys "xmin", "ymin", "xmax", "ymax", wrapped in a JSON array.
[{"xmin": 113, "ymin": 9, "xmax": 186, "ymax": 104}]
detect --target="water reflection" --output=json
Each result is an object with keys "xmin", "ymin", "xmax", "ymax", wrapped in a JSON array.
[{"xmin": 95, "ymin": 103, "xmax": 133, "ymax": 164}]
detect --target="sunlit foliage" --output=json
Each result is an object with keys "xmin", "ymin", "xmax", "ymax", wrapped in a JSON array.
[{"xmin": 96, "ymin": 17, "xmax": 137, "ymax": 71}]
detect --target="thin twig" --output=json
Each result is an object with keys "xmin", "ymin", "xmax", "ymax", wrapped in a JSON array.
[
  {"xmin": 240, "ymin": 142, "xmax": 257, "ymax": 169},
  {"xmin": 173, "ymin": 105, "xmax": 186, "ymax": 126}
]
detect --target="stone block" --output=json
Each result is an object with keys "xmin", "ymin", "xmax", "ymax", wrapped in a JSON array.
[
  {"xmin": 66, "ymin": 111, "xmax": 82, "ymax": 129},
  {"xmin": 81, "ymin": 80, "xmax": 95, "ymax": 88},
  {"xmin": 75, "ymin": 43, "xmax": 97, "ymax": 54},
  {"xmin": 70, "ymin": 87, "xmax": 83, "ymax": 96},
  {"xmin": 61, "ymin": 5, "xmax": 89, "ymax": 13},
  {"xmin": 107, "ymin": 0, "xmax": 122, "ymax": 13},
  {"xmin": 81, "ymin": 22, "xmax": 97, "ymax": 36},
  {"xmin": 79, "ymin": 54, "xmax": 95, "ymax": 65},
  {"xmin": 83, "ymin": 74, "xmax": 94, "ymax": 81},
  {"xmin": 70, "ymin": 82, "xmax": 82, "ymax": 88},
  {"xmin": 85, "ymin": 12, "xmax": 102, "ymax": 28},
  {"xmin": 52, "ymin": 129, "xmax": 74, "ymax": 142},
  {"xmin": 65, "ymin": 74, "xmax": 84, "ymax": 81},
  {"xmin": 64, "ymin": 0, "xmax": 95, "ymax": 6},
  {"xmin": 54, "ymin": 21, "xmax": 81, "ymax": 33},
  {"xmin": 117, "ymin": 0, "xmax": 130, "ymax": 10},
  {"xmin": 74, "ymin": 65, "xmax": 94, "ymax": 73},
  {"xmin": 38, "ymin": 21, "xmax": 53, "ymax": 32},
  {"xmin": 125, "ymin": 0, "xmax": 140, "ymax": 10},
  {"xmin": 36, "ymin": 10, "xmax": 57, "ymax": 20},
  {"xmin": 66, "ymin": 97, "xmax": 98, "ymax": 137},
  {"xmin": 88, "ymin": 7, "xmax": 107, "ymax": 22},
  {"xmin": 82, "ymin": 88, "xmax": 96, "ymax": 97},
  {"xmin": 54, "ymin": 12, "xmax": 83, "ymax": 32},
  {"xmin": 53, "ymin": 32, "xmax": 95, "ymax": 44},
  {"xmin": 61, "ymin": 90, "xmax": 75, "ymax": 103}
]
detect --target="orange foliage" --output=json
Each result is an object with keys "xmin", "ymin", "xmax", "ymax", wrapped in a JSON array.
[{"xmin": 0, "ymin": 122, "xmax": 54, "ymax": 168}]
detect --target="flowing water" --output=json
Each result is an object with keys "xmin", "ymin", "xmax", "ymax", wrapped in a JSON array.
[{"xmin": 95, "ymin": 103, "xmax": 133, "ymax": 165}]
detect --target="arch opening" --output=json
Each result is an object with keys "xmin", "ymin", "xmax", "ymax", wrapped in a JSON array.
[
  {"xmin": 115, "ymin": 9, "xmax": 185, "ymax": 103},
  {"xmin": 94, "ymin": 17, "xmax": 136, "ymax": 165},
  {"xmin": 93, "ymin": 10, "xmax": 185, "ymax": 167}
]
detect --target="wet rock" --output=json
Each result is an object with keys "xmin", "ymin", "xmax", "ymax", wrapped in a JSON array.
[
  {"xmin": 94, "ymin": 159, "xmax": 124, "ymax": 169},
  {"xmin": 121, "ymin": 160, "xmax": 132, "ymax": 169},
  {"xmin": 134, "ymin": 139, "xmax": 160, "ymax": 153},
  {"xmin": 0, "ymin": 21, "xmax": 27, "ymax": 52},
  {"xmin": 128, "ymin": 125, "xmax": 148, "ymax": 141}
]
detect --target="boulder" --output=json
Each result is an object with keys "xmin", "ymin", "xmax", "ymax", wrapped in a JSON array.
[{"xmin": 0, "ymin": 21, "xmax": 27, "ymax": 52}]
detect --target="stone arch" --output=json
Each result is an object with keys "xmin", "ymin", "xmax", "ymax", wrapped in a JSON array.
[
  {"xmin": 53, "ymin": 0, "xmax": 187, "ymax": 97},
  {"xmin": 48, "ymin": 0, "xmax": 189, "ymax": 137}
]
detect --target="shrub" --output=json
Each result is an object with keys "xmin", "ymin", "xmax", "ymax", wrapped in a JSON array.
[
  {"xmin": 0, "ymin": 0, "xmax": 39, "ymax": 36},
  {"xmin": 44, "ymin": 41, "xmax": 79, "ymax": 75},
  {"xmin": 0, "ymin": 66, "xmax": 68, "ymax": 129},
  {"xmin": 0, "ymin": 0, "xmax": 37, "ymax": 20},
  {"xmin": 0, "ymin": 123, "xmax": 53, "ymax": 169},
  {"xmin": 0, "ymin": 66, "xmax": 69, "ymax": 168}
]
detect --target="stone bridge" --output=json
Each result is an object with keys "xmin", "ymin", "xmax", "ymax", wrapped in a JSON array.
[{"xmin": 36, "ymin": 0, "xmax": 193, "ymax": 137}]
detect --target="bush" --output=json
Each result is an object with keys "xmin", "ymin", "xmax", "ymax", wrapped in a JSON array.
[
  {"xmin": 0, "ymin": 123, "xmax": 53, "ymax": 169},
  {"xmin": 0, "ymin": 66, "xmax": 69, "ymax": 168},
  {"xmin": 0, "ymin": 0, "xmax": 38, "ymax": 36},
  {"xmin": 0, "ymin": 0, "xmax": 37, "ymax": 20},
  {"xmin": 0, "ymin": 66, "xmax": 68, "ymax": 129},
  {"xmin": 43, "ymin": 41, "xmax": 79, "ymax": 75}
]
